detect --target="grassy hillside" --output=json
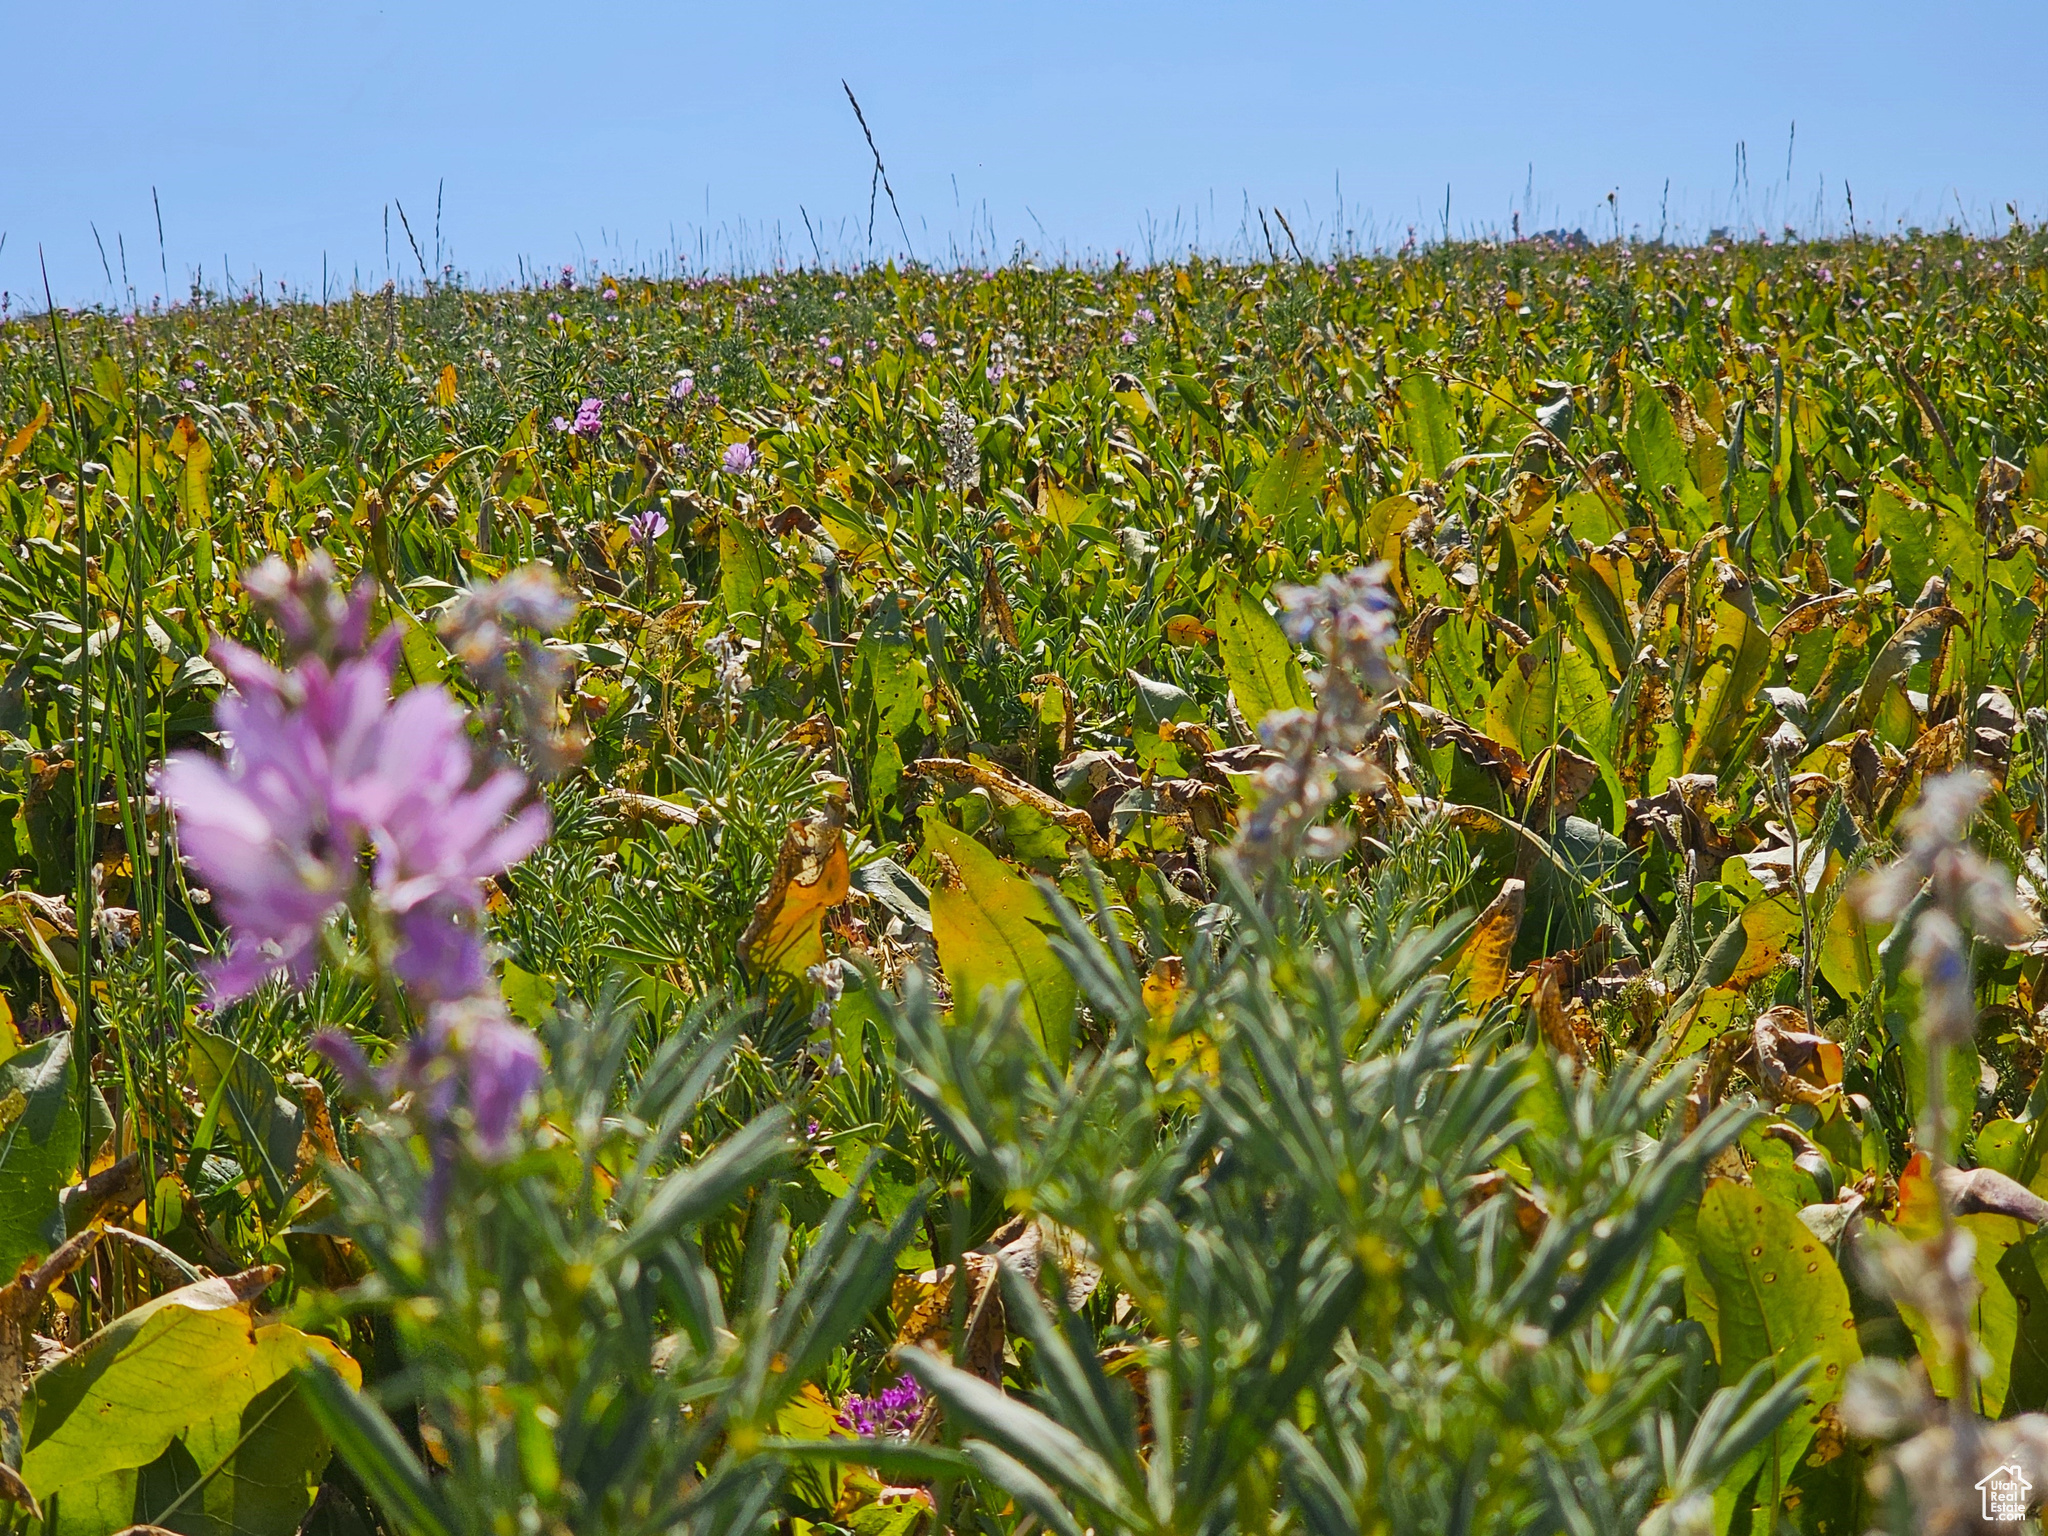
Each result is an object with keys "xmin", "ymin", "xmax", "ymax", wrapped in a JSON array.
[{"xmin": 3, "ymin": 231, "xmax": 2048, "ymax": 1535}]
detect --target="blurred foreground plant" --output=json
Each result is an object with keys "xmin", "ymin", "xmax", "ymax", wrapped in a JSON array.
[
  {"xmin": 300, "ymin": 985, "xmax": 946, "ymax": 1536},
  {"xmin": 884, "ymin": 566, "xmax": 1807, "ymax": 1535}
]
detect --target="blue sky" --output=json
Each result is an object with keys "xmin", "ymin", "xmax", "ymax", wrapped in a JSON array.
[{"xmin": 7, "ymin": 0, "xmax": 2045, "ymax": 306}]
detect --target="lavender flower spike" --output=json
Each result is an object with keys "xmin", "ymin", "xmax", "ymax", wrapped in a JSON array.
[
  {"xmin": 1232, "ymin": 562, "xmax": 1399, "ymax": 873},
  {"xmin": 159, "ymin": 556, "xmax": 551, "ymax": 1004},
  {"xmin": 156, "ymin": 631, "xmax": 402, "ymax": 1002}
]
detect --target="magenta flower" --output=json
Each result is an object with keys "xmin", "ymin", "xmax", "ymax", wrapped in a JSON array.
[
  {"xmin": 572, "ymin": 397, "xmax": 604, "ymax": 437},
  {"xmin": 551, "ymin": 415, "xmax": 571, "ymax": 433},
  {"xmin": 916, "ymin": 329, "xmax": 937, "ymax": 350},
  {"xmin": 721, "ymin": 441, "xmax": 758, "ymax": 475},
  {"xmin": 836, "ymin": 1375, "xmax": 926, "ymax": 1439},
  {"xmin": 355, "ymin": 684, "xmax": 550, "ymax": 998},
  {"xmin": 1119, "ymin": 328, "xmax": 1138, "ymax": 346},
  {"xmin": 670, "ymin": 371, "xmax": 696, "ymax": 402}
]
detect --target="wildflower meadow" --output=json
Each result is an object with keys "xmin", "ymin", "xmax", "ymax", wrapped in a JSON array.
[{"xmin": 5, "ymin": 232, "xmax": 2048, "ymax": 1536}]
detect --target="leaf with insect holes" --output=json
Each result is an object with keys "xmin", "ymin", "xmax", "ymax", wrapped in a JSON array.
[
  {"xmin": 1398, "ymin": 374, "xmax": 1458, "ymax": 482},
  {"xmin": 1248, "ymin": 431, "xmax": 1326, "ymax": 527},
  {"xmin": 1213, "ymin": 580, "xmax": 1312, "ymax": 727},
  {"xmin": 0, "ymin": 1032, "xmax": 81, "ymax": 1282},
  {"xmin": 1695, "ymin": 1180, "xmax": 1860, "ymax": 1524}
]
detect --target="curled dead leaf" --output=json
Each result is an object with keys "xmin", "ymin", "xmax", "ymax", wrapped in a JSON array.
[
  {"xmin": 1456, "ymin": 879, "xmax": 1525, "ymax": 1005},
  {"xmin": 910, "ymin": 756, "xmax": 1114, "ymax": 859},
  {"xmin": 1737, "ymin": 1006, "xmax": 1843, "ymax": 1107},
  {"xmin": 741, "ymin": 803, "xmax": 851, "ymax": 978}
]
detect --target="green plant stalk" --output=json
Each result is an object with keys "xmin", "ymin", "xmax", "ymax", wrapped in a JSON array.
[{"xmin": 42, "ymin": 256, "xmax": 96, "ymax": 1209}]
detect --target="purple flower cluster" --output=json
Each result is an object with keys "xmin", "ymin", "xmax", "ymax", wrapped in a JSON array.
[
  {"xmin": 157, "ymin": 555, "xmax": 550, "ymax": 1004},
  {"xmin": 836, "ymin": 1375, "xmax": 925, "ymax": 1439},
  {"xmin": 721, "ymin": 441, "xmax": 758, "ymax": 475},
  {"xmin": 319, "ymin": 995, "xmax": 539, "ymax": 1158},
  {"xmin": 572, "ymin": 397, "xmax": 604, "ymax": 437},
  {"xmin": 627, "ymin": 508, "xmax": 669, "ymax": 550}
]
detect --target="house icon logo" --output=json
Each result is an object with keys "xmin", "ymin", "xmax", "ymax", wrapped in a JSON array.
[{"xmin": 1978, "ymin": 1462, "xmax": 2032, "ymax": 1523}]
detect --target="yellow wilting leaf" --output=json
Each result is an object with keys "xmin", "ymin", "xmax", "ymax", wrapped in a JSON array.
[
  {"xmin": 741, "ymin": 803, "xmax": 851, "ymax": 979},
  {"xmin": 1163, "ymin": 613, "xmax": 1214, "ymax": 648},
  {"xmin": 1455, "ymin": 878, "xmax": 1525, "ymax": 1004},
  {"xmin": 21, "ymin": 1271, "xmax": 359, "ymax": 1533},
  {"xmin": 926, "ymin": 819, "xmax": 1077, "ymax": 1062},
  {"xmin": 1530, "ymin": 966, "xmax": 1580, "ymax": 1063},
  {"xmin": 435, "ymin": 363, "xmax": 459, "ymax": 407},
  {"xmin": 1, "ymin": 400, "xmax": 51, "ymax": 477},
  {"xmin": 1143, "ymin": 955, "xmax": 1218, "ymax": 1090}
]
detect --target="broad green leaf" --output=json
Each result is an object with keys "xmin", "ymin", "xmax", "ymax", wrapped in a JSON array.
[
  {"xmin": 1398, "ymin": 374, "xmax": 1458, "ymax": 483},
  {"xmin": 1426, "ymin": 610, "xmax": 1490, "ymax": 724},
  {"xmin": 1996, "ymin": 1229, "xmax": 2048, "ymax": 1415},
  {"xmin": 719, "ymin": 516, "xmax": 773, "ymax": 639},
  {"xmin": 1868, "ymin": 485, "xmax": 1944, "ymax": 603},
  {"xmin": 1213, "ymin": 580, "xmax": 1312, "ymax": 726},
  {"xmin": 184, "ymin": 1024, "xmax": 304, "ymax": 1214},
  {"xmin": 1624, "ymin": 376, "xmax": 1694, "ymax": 511},
  {"xmin": 22, "ymin": 1276, "xmax": 358, "ymax": 1536},
  {"xmin": 1664, "ymin": 1198, "xmax": 1720, "ymax": 1358},
  {"xmin": 1486, "ymin": 630, "xmax": 1592, "ymax": 758},
  {"xmin": 1895, "ymin": 1159, "xmax": 2023, "ymax": 1415},
  {"xmin": 1696, "ymin": 1181, "xmax": 1860, "ymax": 1530},
  {"xmin": 926, "ymin": 820, "xmax": 1076, "ymax": 1064},
  {"xmin": 1128, "ymin": 670, "xmax": 1201, "ymax": 776},
  {"xmin": 1681, "ymin": 599, "xmax": 1771, "ymax": 773},
  {"xmin": 1245, "ymin": 430, "xmax": 1327, "ymax": 532},
  {"xmin": 1817, "ymin": 854, "xmax": 1881, "ymax": 999},
  {"xmin": 1247, "ymin": 431, "xmax": 1326, "ymax": 527},
  {"xmin": 853, "ymin": 591, "xmax": 929, "ymax": 808},
  {"xmin": 0, "ymin": 1032, "xmax": 81, "ymax": 1281}
]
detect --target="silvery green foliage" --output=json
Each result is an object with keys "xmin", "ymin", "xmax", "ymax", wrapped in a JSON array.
[
  {"xmin": 892, "ymin": 863, "xmax": 1805, "ymax": 1536},
  {"xmin": 300, "ymin": 983, "xmax": 940, "ymax": 1536}
]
